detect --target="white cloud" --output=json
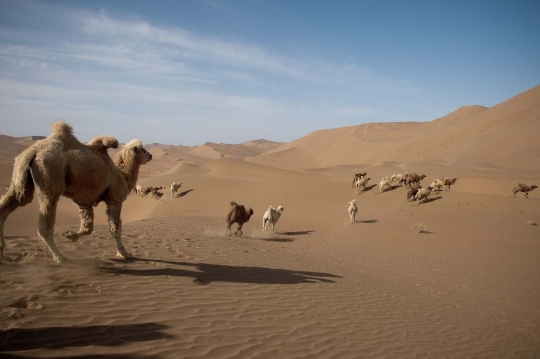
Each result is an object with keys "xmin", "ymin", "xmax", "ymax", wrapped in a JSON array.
[{"xmin": 0, "ymin": 2, "xmax": 415, "ymax": 144}]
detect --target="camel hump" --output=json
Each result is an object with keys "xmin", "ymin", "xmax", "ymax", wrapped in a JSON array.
[
  {"xmin": 49, "ymin": 121, "xmax": 79, "ymax": 143},
  {"xmin": 230, "ymin": 201, "xmax": 238, "ymax": 206},
  {"xmin": 268, "ymin": 205, "xmax": 274, "ymax": 210},
  {"xmin": 88, "ymin": 136, "xmax": 119, "ymax": 150}
]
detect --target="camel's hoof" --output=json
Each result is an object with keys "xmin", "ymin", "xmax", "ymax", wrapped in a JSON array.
[
  {"xmin": 53, "ymin": 255, "xmax": 69, "ymax": 264},
  {"xmin": 61, "ymin": 231, "xmax": 79, "ymax": 243},
  {"xmin": 116, "ymin": 250, "xmax": 133, "ymax": 259}
]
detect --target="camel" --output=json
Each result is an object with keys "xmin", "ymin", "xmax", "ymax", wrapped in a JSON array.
[
  {"xmin": 354, "ymin": 177, "xmax": 371, "ymax": 194},
  {"xmin": 405, "ymin": 173, "xmax": 426, "ymax": 188},
  {"xmin": 512, "ymin": 184, "xmax": 538, "ymax": 198},
  {"xmin": 226, "ymin": 201, "xmax": 254, "ymax": 236},
  {"xmin": 263, "ymin": 205, "xmax": 285, "ymax": 233},
  {"xmin": 442, "ymin": 177, "xmax": 458, "ymax": 191},
  {"xmin": 414, "ymin": 188, "xmax": 432, "ymax": 205},
  {"xmin": 351, "ymin": 172, "xmax": 367, "ymax": 188},
  {"xmin": 0, "ymin": 121, "xmax": 152, "ymax": 263},
  {"xmin": 170, "ymin": 181, "xmax": 183, "ymax": 198},
  {"xmin": 348, "ymin": 199, "xmax": 358, "ymax": 224},
  {"xmin": 406, "ymin": 183, "xmax": 421, "ymax": 202},
  {"xmin": 429, "ymin": 178, "xmax": 445, "ymax": 193}
]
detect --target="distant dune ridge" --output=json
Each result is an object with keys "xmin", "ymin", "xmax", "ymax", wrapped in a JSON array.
[{"xmin": 247, "ymin": 85, "xmax": 540, "ymax": 171}]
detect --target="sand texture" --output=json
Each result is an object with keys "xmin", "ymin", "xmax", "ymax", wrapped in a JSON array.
[{"xmin": 1, "ymin": 86, "xmax": 540, "ymax": 358}]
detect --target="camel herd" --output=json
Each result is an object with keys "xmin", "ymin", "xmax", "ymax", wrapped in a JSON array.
[
  {"xmin": 353, "ymin": 172, "xmax": 458, "ymax": 203},
  {"xmin": 134, "ymin": 181, "xmax": 184, "ymax": 199},
  {"xmin": 0, "ymin": 121, "xmax": 537, "ymax": 262}
]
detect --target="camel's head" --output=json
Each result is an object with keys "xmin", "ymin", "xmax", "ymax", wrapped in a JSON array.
[
  {"xmin": 247, "ymin": 208, "xmax": 254, "ymax": 217},
  {"xmin": 531, "ymin": 185, "xmax": 538, "ymax": 190},
  {"xmin": 276, "ymin": 206, "xmax": 284, "ymax": 214},
  {"xmin": 366, "ymin": 177, "xmax": 371, "ymax": 182},
  {"xmin": 349, "ymin": 199, "xmax": 356, "ymax": 206},
  {"xmin": 420, "ymin": 174, "xmax": 426, "ymax": 180},
  {"xmin": 452, "ymin": 178, "xmax": 458, "ymax": 183},
  {"xmin": 126, "ymin": 139, "xmax": 152, "ymax": 164}
]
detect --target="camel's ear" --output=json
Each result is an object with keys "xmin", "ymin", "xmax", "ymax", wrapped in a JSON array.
[{"xmin": 132, "ymin": 145, "xmax": 140, "ymax": 152}]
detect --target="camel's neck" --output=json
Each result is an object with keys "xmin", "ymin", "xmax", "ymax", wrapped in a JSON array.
[{"xmin": 117, "ymin": 161, "xmax": 140, "ymax": 191}]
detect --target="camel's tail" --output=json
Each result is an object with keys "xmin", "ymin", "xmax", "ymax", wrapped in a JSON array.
[{"xmin": 10, "ymin": 146, "xmax": 37, "ymax": 202}]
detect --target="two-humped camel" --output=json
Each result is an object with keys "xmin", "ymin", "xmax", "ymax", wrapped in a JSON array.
[{"xmin": 0, "ymin": 121, "xmax": 152, "ymax": 263}]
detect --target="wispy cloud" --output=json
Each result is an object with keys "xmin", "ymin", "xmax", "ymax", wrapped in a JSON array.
[{"xmin": 0, "ymin": 1, "xmax": 414, "ymax": 144}]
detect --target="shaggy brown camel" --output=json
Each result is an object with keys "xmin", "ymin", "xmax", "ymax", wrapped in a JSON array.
[
  {"xmin": 226, "ymin": 201, "xmax": 254, "ymax": 236},
  {"xmin": 0, "ymin": 121, "xmax": 152, "ymax": 263},
  {"xmin": 405, "ymin": 173, "xmax": 426, "ymax": 187},
  {"xmin": 512, "ymin": 183, "xmax": 537, "ymax": 198},
  {"xmin": 406, "ymin": 184, "xmax": 421, "ymax": 202}
]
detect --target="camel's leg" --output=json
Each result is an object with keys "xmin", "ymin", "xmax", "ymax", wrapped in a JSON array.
[
  {"xmin": 235, "ymin": 223, "xmax": 243, "ymax": 236},
  {"xmin": 106, "ymin": 202, "xmax": 131, "ymax": 259},
  {"xmin": 36, "ymin": 192, "xmax": 67, "ymax": 263},
  {"xmin": 0, "ymin": 186, "xmax": 35, "ymax": 258},
  {"xmin": 272, "ymin": 223, "xmax": 275, "ymax": 232},
  {"xmin": 61, "ymin": 204, "xmax": 94, "ymax": 243},
  {"xmin": 226, "ymin": 224, "xmax": 232, "ymax": 236}
]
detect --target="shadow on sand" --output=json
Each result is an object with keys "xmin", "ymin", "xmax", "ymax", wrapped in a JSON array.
[
  {"xmin": 174, "ymin": 189, "xmax": 194, "ymax": 198},
  {"xmin": 278, "ymin": 231, "xmax": 315, "ymax": 236},
  {"xmin": 420, "ymin": 196, "xmax": 443, "ymax": 204},
  {"xmin": 104, "ymin": 258, "xmax": 341, "ymax": 285},
  {"xmin": 0, "ymin": 322, "xmax": 170, "ymax": 353},
  {"xmin": 360, "ymin": 219, "xmax": 378, "ymax": 224}
]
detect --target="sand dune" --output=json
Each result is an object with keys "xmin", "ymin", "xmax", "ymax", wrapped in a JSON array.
[
  {"xmin": 248, "ymin": 85, "xmax": 540, "ymax": 171},
  {"xmin": 1, "ymin": 86, "xmax": 540, "ymax": 358}
]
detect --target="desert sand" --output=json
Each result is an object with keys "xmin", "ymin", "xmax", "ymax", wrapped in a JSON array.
[{"xmin": 1, "ymin": 86, "xmax": 539, "ymax": 358}]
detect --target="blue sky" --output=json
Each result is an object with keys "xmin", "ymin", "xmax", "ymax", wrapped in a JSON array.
[{"xmin": 0, "ymin": 0, "xmax": 538, "ymax": 145}]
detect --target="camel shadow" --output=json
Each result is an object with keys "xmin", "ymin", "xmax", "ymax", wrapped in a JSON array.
[
  {"xmin": 279, "ymin": 231, "xmax": 315, "ymax": 236},
  {"xmin": 422, "ymin": 196, "xmax": 443, "ymax": 203},
  {"xmin": 360, "ymin": 219, "xmax": 378, "ymax": 223},
  {"xmin": 363, "ymin": 184, "xmax": 377, "ymax": 192},
  {"xmin": 104, "ymin": 258, "xmax": 341, "ymax": 285},
  {"xmin": 174, "ymin": 189, "xmax": 194, "ymax": 198},
  {"xmin": 0, "ymin": 322, "xmax": 170, "ymax": 352}
]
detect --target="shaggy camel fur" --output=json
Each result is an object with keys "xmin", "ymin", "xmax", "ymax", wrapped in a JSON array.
[
  {"xmin": 405, "ymin": 173, "xmax": 426, "ymax": 188},
  {"xmin": 0, "ymin": 121, "xmax": 152, "ymax": 263},
  {"xmin": 351, "ymin": 172, "xmax": 367, "ymax": 188},
  {"xmin": 263, "ymin": 205, "xmax": 285, "ymax": 233},
  {"xmin": 134, "ymin": 184, "xmax": 144, "ymax": 196},
  {"xmin": 348, "ymin": 199, "xmax": 358, "ymax": 224},
  {"xmin": 150, "ymin": 187, "xmax": 163, "ymax": 200},
  {"xmin": 170, "ymin": 181, "xmax": 183, "ymax": 198},
  {"xmin": 442, "ymin": 177, "xmax": 458, "ymax": 191},
  {"xmin": 399, "ymin": 172, "xmax": 409, "ymax": 186},
  {"xmin": 379, "ymin": 176, "xmax": 392, "ymax": 193},
  {"xmin": 390, "ymin": 173, "xmax": 404, "ymax": 187},
  {"xmin": 406, "ymin": 183, "xmax": 421, "ymax": 202},
  {"xmin": 354, "ymin": 177, "xmax": 371, "ymax": 194},
  {"xmin": 140, "ymin": 186, "xmax": 163, "ymax": 197},
  {"xmin": 429, "ymin": 178, "xmax": 445, "ymax": 193},
  {"xmin": 512, "ymin": 183, "xmax": 538, "ymax": 198},
  {"xmin": 226, "ymin": 201, "xmax": 254, "ymax": 236},
  {"xmin": 414, "ymin": 188, "xmax": 432, "ymax": 205}
]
